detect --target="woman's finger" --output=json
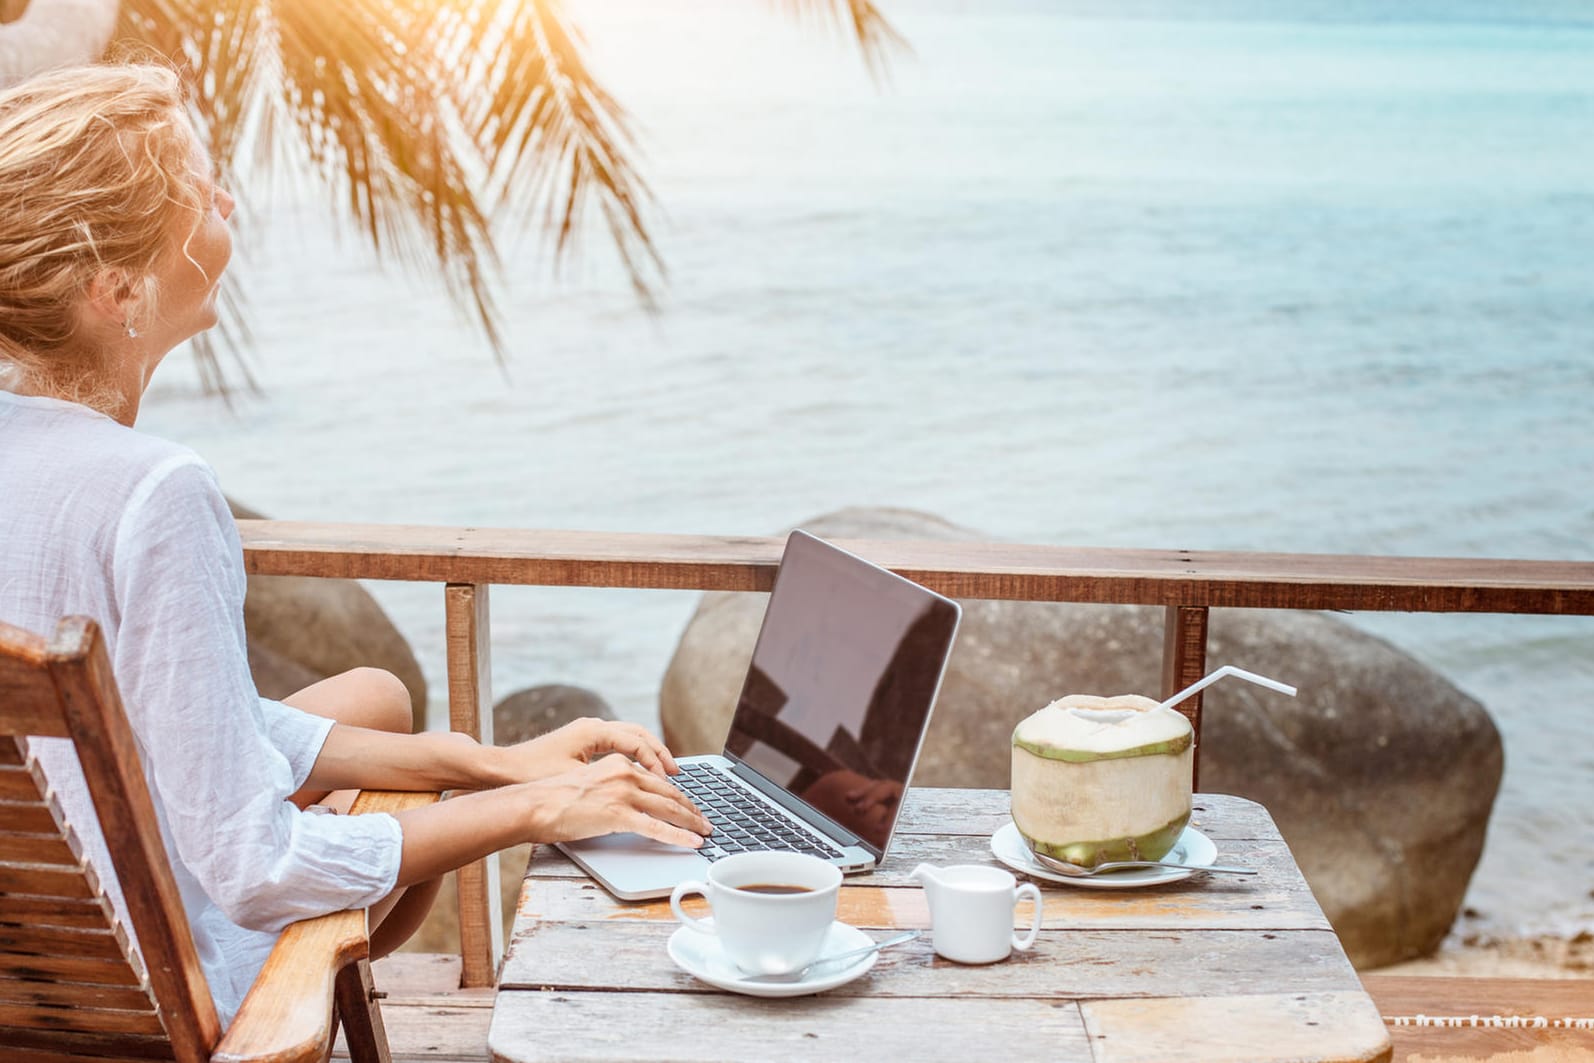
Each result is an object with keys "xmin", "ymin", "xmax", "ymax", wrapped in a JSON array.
[
  {"xmin": 590, "ymin": 723, "xmax": 674, "ymax": 778},
  {"xmin": 618, "ymin": 767, "xmax": 711, "ymax": 835},
  {"xmin": 582, "ymin": 754, "xmax": 710, "ymax": 839},
  {"xmin": 631, "ymin": 788, "xmax": 714, "ymax": 838},
  {"xmin": 624, "ymin": 810, "xmax": 708, "ymax": 850}
]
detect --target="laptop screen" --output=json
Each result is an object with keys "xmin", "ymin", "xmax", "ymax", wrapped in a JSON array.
[{"xmin": 722, "ymin": 531, "xmax": 960, "ymax": 856}]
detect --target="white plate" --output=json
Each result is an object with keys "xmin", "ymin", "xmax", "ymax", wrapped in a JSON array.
[
  {"xmin": 991, "ymin": 822, "xmax": 1218, "ymax": 890},
  {"xmin": 666, "ymin": 920, "xmax": 878, "ymax": 998}
]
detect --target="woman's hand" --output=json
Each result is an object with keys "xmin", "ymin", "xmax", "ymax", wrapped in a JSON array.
[
  {"xmin": 393, "ymin": 752, "xmax": 712, "ymax": 885},
  {"xmin": 525, "ymin": 753, "xmax": 711, "ymax": 849},
  {"xmin": 501, "ymin": 718, "xmax": 681, "ymax": 781}
]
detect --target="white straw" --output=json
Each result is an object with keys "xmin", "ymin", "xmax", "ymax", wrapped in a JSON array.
[{"xmin": 1158, "ymin": 666, "xmax": 1297, "ymax": 712}]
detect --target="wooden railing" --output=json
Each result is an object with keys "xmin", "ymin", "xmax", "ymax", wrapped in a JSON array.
[{"xmin": 237, "ymin": 520, "xmax": 1594, "ymax": 988}]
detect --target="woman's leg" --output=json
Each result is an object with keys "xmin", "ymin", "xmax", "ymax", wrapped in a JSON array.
[
  {"xmin": 283, "ymin": 667, "xmax": 413, "ymax": 811},
  {"xmin": 280, "ymin": 667, "xmax": 442, "ymax": 957}
]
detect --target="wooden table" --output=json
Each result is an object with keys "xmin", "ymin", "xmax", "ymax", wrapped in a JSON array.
[{"xmin": 489, "ymin": 790, "xmax": 1392, "ymax": 1063}]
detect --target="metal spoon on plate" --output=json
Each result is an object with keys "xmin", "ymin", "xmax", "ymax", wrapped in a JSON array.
[
  {"xmin": 743, "ymin": 929, "xmax": 920, "ymax": 983},
  {"xmin": 1030, "ymin": 851, "xmax": 1256, "ymax": 878}
]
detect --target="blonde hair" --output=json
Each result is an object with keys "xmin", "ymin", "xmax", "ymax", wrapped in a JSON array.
[{"xmin": 0, "ymin": 63, "xmax": 208, "ymax": 409}]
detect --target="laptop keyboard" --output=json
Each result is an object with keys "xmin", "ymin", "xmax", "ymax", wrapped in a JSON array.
[{"xmin": 674, "ymin": 763, "xmax": 846, "ymax": 861}]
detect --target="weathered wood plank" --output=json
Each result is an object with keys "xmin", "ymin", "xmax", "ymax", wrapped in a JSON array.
[
  {"xmin": 0, "ymin": 1001, "xmax": 165, "ymax": 1035},
  {"xmin": 499, "ymin": 922, "xmax": 1361, "ymax": 999},
  {"xmin": 338, "ymin": 999, "xmax": 493, "ymax": 1063},
  {"xmin": 1362, "ymin": 975, "xmax": 1594, "ymax": 1063},
  {"xmin": 6, "ymin": 1049, "xmax": 176, "ymax": 1063},
  {"xmin": 0, "ymin": 766, "xmax": 43, "ymax": 801},
  {"xmin": 0, "ymin": 1027, "xmax": 175, "ymax": 1060},
  {"xmin": 487, "ymin": 991, "xmax": 1091, "ymax": 1063},
  {"xmin": 888, "ymin": 790, "xmax": 1277, "ymax": 841},
  {"xmin": 0, "ymin": 894, "xmax": 113, "ymax": 930},
  {"xmin": 1361, "ymin": 974, "xmax": 1594, "ymax": 1019},
  {"xmin": 0, "ymin": 803, "xmax": 61, "ymax": 834},
  {"xmin": 0, "ymin": 673, "xmax": 68, "ymax": 737},
  {"xmin": 0, "ymin": 953, "xmax": 143, "ymax": 987},
  {"xmin": 516, "ymin": 846, "xmax": 1328, "ymax": 934},
  {"xmin": 1081, "ymin": 991, "xmax": 1391, "ymax": 1063},
  {"xmin": 0, "ymin": 862, "xmax": 96, "ymax": 899},
  {"xmin": 0, "ymin": 978, "xmax": 156, "ymax": 1012},
  {"xmin": 238, "ymin": 523, "xmax": 1594, "ymax": 616},
  {"xmin": 0, "ymin": 832, "xmax": 78, "ymax": 866},
  {"xmin": 445, "ymin": 583, "xmax": 502, "ymax": 990},
  {"xmin": 0, "ymin": 925, "xmax": 125, "ymax": 960},
  {"xmin": 520, "ymin": 828, "xmax": 1287, "ymax": 893}
]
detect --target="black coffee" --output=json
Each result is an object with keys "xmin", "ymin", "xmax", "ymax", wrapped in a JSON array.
[{"xmin": 737, "ymin": 883, "xmax": 813, "ymax": 895}]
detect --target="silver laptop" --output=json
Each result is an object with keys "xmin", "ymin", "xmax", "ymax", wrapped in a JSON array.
[{"xmin": 559, "ymin": 529, "xmax": 962, "ymax": 900}]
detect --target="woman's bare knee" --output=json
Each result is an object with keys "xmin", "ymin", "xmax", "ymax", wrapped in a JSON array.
[{"xmin": 284, "ymin": 667, "xmax": 412, "ymax": 734}]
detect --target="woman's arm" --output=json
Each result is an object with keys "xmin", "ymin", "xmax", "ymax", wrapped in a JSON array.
[
  {"xmin": 391, "ymin": 753, "xmax": 712, "ymax": 886},
  {"xmin": 300, "ymin": 717, "xmax": 688, "ymax": 794}
]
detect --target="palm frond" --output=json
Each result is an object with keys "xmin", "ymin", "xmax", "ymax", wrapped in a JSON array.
[
  {"xmin": 774, "ymin": 0, "xmax": 911, "ymax": 79},
  {"xmin": 105, "ymin": 0, "xmax": 906, "ymax": 394},
  {"xmin": 469, "ymin": 0, "xmax": 663, "ymax": 304}
]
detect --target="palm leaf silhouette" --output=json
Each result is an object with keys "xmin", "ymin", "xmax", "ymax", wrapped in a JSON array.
[{"xmin": 110, "ymin": 0, "xmax": 904, "ymax": 392}]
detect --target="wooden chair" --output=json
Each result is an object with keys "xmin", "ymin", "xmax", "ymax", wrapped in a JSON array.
[{"xmin": 0, "ymin": 616, "xmax": 438, "ymax": 1062}]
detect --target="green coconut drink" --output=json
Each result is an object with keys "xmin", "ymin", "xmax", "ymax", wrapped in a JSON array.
[{"xmin": 1010, "ymin": 694, "xmax": 1194, "ymax": 867}]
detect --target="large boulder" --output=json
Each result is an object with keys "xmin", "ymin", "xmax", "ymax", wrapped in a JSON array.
[
  {"xmin": 229, "ymin": 499, "xmax": 428, "ymax": 730},
  {"xmin": 493, "ymin": 685, "xmax": 616, "ymax": 747},
  {"xmin": 658, "ymin": 508, "xmax": 1503, "ymax": 969}
]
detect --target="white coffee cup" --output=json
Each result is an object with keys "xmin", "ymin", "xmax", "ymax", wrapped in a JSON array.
[
  {"xmin": 910, "ymin": 863, "xmax": 1043, "ymax": 964},
  {"xmin": 669, "ymin": 851, "xmax": 842, "ymax": 976}
]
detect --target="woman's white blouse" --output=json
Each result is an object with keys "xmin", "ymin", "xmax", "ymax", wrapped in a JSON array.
[{"xmin": 0, "ymin": 391, "xmax": 404, "ymax": 1025}]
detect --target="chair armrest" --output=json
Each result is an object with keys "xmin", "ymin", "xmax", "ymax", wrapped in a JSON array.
[{"xmin": 211, "ymin": 789, "xmax": 442, "ymax": 1063}]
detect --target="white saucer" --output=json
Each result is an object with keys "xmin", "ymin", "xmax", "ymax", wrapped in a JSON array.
[
  {"xmin": 991, "ymin": 822, "xmax": 1218, "ymax": 890},
  {"xmin": 666, "ymin": 920, "xmax": 878, "ymax": 998}
]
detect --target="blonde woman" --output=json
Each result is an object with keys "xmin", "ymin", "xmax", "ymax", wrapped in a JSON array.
[{"xmin": 0, "ymin": 63, "xmax": 710, "ymax": 1024}]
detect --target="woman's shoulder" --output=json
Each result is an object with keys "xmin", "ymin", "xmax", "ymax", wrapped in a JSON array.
[{"xmin": 1, "ymin": 391, "xmax": 217, "ymax": 507}]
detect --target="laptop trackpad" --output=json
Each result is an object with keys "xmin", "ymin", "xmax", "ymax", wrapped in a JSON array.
[{"xmin": 561, "ymin": 833, "xmax": 711, "ymax": 900}]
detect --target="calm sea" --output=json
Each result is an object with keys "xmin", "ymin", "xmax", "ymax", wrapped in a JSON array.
[{"xmin": 140, "ymin": 0, "xmax": 1594, "ymax": 942}]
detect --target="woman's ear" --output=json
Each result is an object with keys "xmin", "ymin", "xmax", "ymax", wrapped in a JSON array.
[{"xmin": 82, "ymin": 269, "xmax": 141, "ymax": 334}]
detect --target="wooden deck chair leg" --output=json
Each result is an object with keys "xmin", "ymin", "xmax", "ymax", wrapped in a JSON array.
[{"xmin": 334, "ymin": 958, "xmax": 392, "ymax": 1063}]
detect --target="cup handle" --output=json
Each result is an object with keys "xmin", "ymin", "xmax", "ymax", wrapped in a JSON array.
[
  {"xmin": 670, "ymin": 880, "xmax": 714, "ymax": 935},
  {"xmin": 1012, "ymin": 883, "xmax": 1043, "ymax": 951}
]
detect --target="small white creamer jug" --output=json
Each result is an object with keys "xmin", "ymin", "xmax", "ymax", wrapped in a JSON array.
[{"xmin": 910, "ymin": 863, "xmax": 1043, "ymax": 964}]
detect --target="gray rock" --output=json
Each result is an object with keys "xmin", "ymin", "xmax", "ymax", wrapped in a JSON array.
[
  {"xmin": 658, "ymin": 507, "xmax": 1503, "ymax": 969},
  {"xmin": 229, "ymin": 498, "xmax": 428, "ymax": 730},
  {"xmin": 493, "ymin": 685, "xmax": 616, "ymax": 747}
]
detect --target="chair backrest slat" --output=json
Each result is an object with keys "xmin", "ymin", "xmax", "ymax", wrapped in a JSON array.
[
  {"xmin": 0, "ymin": 893, "xmax": 117, "ymax": 930},
  {"xmin": 2, "ymin": 1029, "xmax": 175, "ymax": 1061},
  {"xmin": 0, "ymin": 629, "xmax": 68, "ymax": 740},
  {"xmin": 0, "ymin": 618, "xmax": 219, "ymax": 1062},
  {"xmin": 0, "ymin": 1000, "xmax": 168, "ymax": 1036},
  {"xmin": 0, "ymin": 742, "xmax": 164, "ymax": 1056},
  {"xmin": 0, "ymin": 831, "xmax": 79, "ymax": 865},
  {"xmin": 0, "ymin": 951, "xmax": 146, "ymax": 988}
]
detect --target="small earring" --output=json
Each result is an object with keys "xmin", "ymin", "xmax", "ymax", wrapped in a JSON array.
[{"xmin": 125, "ymin": 321, "xmax": 138, "ymax": 339}]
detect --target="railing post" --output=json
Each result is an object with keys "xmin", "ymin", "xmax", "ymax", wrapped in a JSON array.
[
  {"xmin": 1161, "ymin": 605, "xmax": 1209, "ymax": 792},
  {"xmin": 445, "ymin": 583, "xmax": 502, "ymax": 988}
]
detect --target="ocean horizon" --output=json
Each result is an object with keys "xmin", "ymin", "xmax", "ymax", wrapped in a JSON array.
[{"xmin": 142, "ymin": 0, "xmax": 1594, "ymax": 946}]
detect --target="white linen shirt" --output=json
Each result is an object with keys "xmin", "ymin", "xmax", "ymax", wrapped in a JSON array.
[{"xmin": 0, "ymin": 391, "xmax": 404, "ymax": 1025}]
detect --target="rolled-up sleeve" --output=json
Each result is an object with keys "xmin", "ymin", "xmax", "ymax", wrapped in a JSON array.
[
  {"xmin": 259, "ymin": 698, "xmax": 334, "ymax": 792},
  {"xmin": 110, "ymin": 456, "xmax": 403, "ymax": 931}
]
